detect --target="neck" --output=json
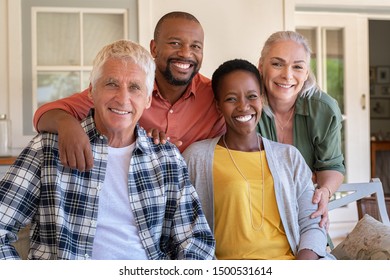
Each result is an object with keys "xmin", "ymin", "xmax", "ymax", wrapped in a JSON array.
[
  {"xmin": 155, "ymin": 74, "xmax": 190, "ymax": 105},
  {"xmin": 222, "ymin": 132, "xmax": 261, "ymax": 152},
  {"xmin": 108, "ymin": 136, "xmax": 135, "ymax": 148},
  {"xmin": 98, "ymin": 126, "xmax": 136, "ymax": 148},
  {"xmin": 269, "ymin": 98, "xmax": 296, "ymax": 115}
]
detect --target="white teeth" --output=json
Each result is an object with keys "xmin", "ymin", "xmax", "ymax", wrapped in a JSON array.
[
  {"xmin": 110, "ymin": 108, "xmax": 129, "ymax": 115},
  {"xmin": 174, "ymin": 63, "xmax": 190, "ymax": 69},
  {"xmin": 235, "ymin": 115, "xmax": 252, "ymax": 122},
  {"xmin": 277, "ymin": 83, "xmax": 293, "ymax": 88}
]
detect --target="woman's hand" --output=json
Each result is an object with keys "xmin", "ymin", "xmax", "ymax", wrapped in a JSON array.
[
  {"xmin": 311, "ymin": 170, "xmax": 344, "ymax": 230},
  {"xmin": 311, "ymin": 187, "xmax": 330, "ymax": 230}
]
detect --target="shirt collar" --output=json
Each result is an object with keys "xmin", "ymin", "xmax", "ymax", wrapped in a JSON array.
[
  {"xmin": 81, "ymin": 109, "xmax": 101, "ymax": 142},
  {"xmin": 295, "ymin": 96, "xmax": 309, "ymax": 116}
]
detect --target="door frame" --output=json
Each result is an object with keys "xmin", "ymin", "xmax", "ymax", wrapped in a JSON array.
[{"xmin": 294, "ymin": 12, "xmax": 370, "ymax": 184}]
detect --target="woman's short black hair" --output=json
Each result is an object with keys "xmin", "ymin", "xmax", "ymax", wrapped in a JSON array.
[{"xmin": 211, "ymin": 59, "xmax": 262, "ymax": 100}]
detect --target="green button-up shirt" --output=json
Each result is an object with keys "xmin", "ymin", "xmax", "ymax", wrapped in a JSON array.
[{"xmin": 257, "ymin": 88, "xmax": 345, "ymax": 174}]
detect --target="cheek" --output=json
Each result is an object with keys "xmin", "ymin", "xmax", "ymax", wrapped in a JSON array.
[
  {"xmin": 195, "ymin": 53, "xmax": 203, "ymax": 63},
  {"xmin": 298, "ymin": 73, "xmax": 308, "ymax": 84}
]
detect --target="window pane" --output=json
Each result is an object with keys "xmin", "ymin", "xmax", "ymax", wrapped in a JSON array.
[
  {"xmin": 326, "ymin": 29, "xmax": 344, "ymax": 114},
  {"xmin": 37, "ymin": 13, "xmax": 80, "ymax": 66},
  {"xmin": 37, "ymin": 71, "xmax": 80, "ymax": 107},
  {"xmin": 296, "ymin": 29, "xmax": 317, "ymax": 77},
  {"xmin": 83, "ymin": 71, "xmax": 91, "ymax": 89},
  {"xmin": 83, "ymin": 13, "xmax": 125, "ymax": 65},
  {"xmin": 326, "ymin": 29, "xmax": 345, "ymax": 160}
]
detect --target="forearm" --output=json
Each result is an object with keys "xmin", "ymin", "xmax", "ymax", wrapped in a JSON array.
[
  {"xmin": 37, "ymin": 109, "xmax": 80, "ymax": 133},
  {"xmin": 33, "ymin": 89, "xmax": 92, "ymax": 131},
  {"xmin": 316, "ymin": 170, "xmax": 344, "ymax": 196},
  {"xmin": 296, "ymin": 249, "xmax": 319, "ymax": 260}
]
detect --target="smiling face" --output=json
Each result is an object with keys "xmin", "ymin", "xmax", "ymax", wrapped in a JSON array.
[
  {"xmin": 259, "ymin": 40, "xmax": 309, "ymax": 104},
  {"xmin": 90, "ymin": 58, "xmax": 151, "ymax": 147},
  {"xmin": 216, "ymin": 70, "xmax": 262, "ymax": 138},
  {"xmin": 150, "ymin": 17, "xmax": 204, "ymax": 86}
]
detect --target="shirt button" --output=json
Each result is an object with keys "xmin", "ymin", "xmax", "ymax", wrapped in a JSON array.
[
  {"xmin": 169, "ymin": 109, "xmax": 173, "ymax": 113},
  {"xmin": 84, "ymin": 254, "xmax": 90, "ymax": 259},
  {"xmin": 99, "ymin": 135, "xmax": 104, "ymax": 139},
  {"xmin": 90, "ymin": 220, "xmax": 96, "ymax": 227}
]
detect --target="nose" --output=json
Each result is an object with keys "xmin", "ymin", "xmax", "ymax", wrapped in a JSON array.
[
  {"xmin": 115, "ymin": 87, "xmax": 130, "ymax": 104},
  {"xmin": 237, "ymin": 97, "xmax": 250, "ymax": 111},
  {"xmin": 177, "ymin": 44, "xmax": 192, "ymax": 58},
  {"xmin": 281, "ymin": 66, "xmax": 293, "ymax": 81}
]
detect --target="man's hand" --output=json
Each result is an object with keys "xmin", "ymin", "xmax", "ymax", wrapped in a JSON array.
[
  {"xmin": 37, "ymin": 109, "xmax": 94, "ymax": 171},
  {"xmin": 58, "ymin": 122, "xmax": 93, "ymax": 171},
  {"xmin": 147, "ymin": 128, "xmax": 182, "ymax": 148}
]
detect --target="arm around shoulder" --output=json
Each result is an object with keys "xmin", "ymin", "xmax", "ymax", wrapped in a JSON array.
[{"xmin": 33, "ymin": 89, "xmax": 92, "ymax": 132}]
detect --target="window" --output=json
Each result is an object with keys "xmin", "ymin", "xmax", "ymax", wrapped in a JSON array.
[
  {"xmin": 20, "ymin": 0, "xmax": 137, "ymax": 135},
  {"xmin": 32, "ymin": 8, "xmax": 127, "ymax": 110}
]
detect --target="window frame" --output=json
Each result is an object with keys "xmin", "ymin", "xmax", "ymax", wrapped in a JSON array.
[
  {"xmin": 8, "ymin": 0, "xmax": 137, "ymax": 149},
  {"xmin": 31, "ymin": 7, "xmax": 128, "ymax": 115}
]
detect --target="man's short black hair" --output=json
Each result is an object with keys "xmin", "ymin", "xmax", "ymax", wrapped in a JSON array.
[{"xmin": 154, "ymin": 11, "xmax": 200, "ymax": 40}]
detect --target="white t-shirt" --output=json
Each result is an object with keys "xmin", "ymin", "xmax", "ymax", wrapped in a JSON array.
[{"xmin": 92, "ymin": 143, "xmax": 148, "ymax": 259}]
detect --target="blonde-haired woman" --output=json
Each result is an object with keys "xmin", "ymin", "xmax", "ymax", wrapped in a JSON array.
[{"xmin": 257, "ymin": 31, "xmax": 345, "ymax": 229}]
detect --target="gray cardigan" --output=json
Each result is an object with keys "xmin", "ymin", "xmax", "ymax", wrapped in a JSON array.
[{"xmin": 183, "ymin": 135, "xmax": 334, "ymax": 259}]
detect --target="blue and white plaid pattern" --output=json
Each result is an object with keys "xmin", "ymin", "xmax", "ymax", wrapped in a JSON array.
[{"xmin": 0, "ymin": 111, "xmax": 215, "ymax": 260}]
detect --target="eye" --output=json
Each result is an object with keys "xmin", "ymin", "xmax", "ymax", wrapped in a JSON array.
[
  {"xmin": 224, "ymin": 96, "xmax": 237, "ymax": 102},
  {"xmin": 169, "ymin": 41, "xmax": 181, "ymax": 48},
  {"xmin": 293, "ymin": 64, "xmax": 305, "ymax": 70},
  {"xmin": 272, "ymin": 62, "xmax": 283, "ymax": 68},
  {"xmin": 191, "ymin": 44, "xmax": 202, "ymax": 51},
  {"xmin": 106, "ymin": 82, "xmax": 118, "ymax": 88},
  {"xmin": 129, "ymin": 84, "xmax": 141, "ymax": 91}
]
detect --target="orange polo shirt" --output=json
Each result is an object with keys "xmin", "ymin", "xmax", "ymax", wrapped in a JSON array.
[{"xmin": 33, "ymin": 73, "xmax": 226, "ymax": 152}]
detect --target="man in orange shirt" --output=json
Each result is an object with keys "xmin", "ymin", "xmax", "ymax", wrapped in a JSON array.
[{"xmin": 33, "ymin": 11, "xmax": 225, "ymax": 171}]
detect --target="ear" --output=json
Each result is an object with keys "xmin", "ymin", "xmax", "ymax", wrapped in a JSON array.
[
  {"xmin": 145, "ymin": 95, "xmax": 152, "ymax": 110},
  {"xmin": 215, "ymin": 99, "xmax": 222, "ymax": 114},
  {"xmin": 150, "ymin": 39, "xmax": 157, "ymax": 58},
  {"xmin": 88, "ymin": 83, "xmax": 93, "ymax": 100},
  {"xmin": 258, "ymin": 63, "xmax": 263, "ymax": 75}
]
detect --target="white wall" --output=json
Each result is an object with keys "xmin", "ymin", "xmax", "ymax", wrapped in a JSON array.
[
  {"xmin": 0, "ymin": 0, "xmax": 8, "ymax": 117},
  {"xmin": 138, "ymin": 0, "xmax": 284, "ymax": 78},
  {"xmin": 1, "ymin": 0, "xmax": 285, "ymax": 148}
]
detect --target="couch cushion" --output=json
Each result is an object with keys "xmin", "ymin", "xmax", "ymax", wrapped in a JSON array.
[{"xmin": 331, "ymin": 214, "xmax": 390, "ymax": 260}]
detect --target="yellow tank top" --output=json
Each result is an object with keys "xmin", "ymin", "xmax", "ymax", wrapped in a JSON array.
[{"xmin": 213, "ymin": 144, "xmax": 294, "ymax": 260}]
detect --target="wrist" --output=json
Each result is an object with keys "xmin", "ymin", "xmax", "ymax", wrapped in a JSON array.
[{"xmin": 316, "ymin": 185, "xmax": 332, "ymax": 200}]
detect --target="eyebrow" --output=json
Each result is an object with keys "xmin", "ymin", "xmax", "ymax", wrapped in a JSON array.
[
  {"xmin": 167, "ymin": 36, "xmax": 203, "ymax": 45},
  {"xmin": 271, "ymin": 56, "xmax": 307, "ymax": 64},
  {"xmin": 105, "ymin": 78, "xmax": 118, "ymax": 83}
]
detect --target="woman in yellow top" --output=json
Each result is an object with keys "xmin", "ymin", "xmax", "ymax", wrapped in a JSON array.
[{"xmin": 183, "ymin": 59, "xmax": 334, "ymax": 260}]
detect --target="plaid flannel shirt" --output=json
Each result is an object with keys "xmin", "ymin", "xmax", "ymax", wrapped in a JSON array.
[{"xmin": 0, "ymin": 111, "xmax": 215, "ymax": 260}]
